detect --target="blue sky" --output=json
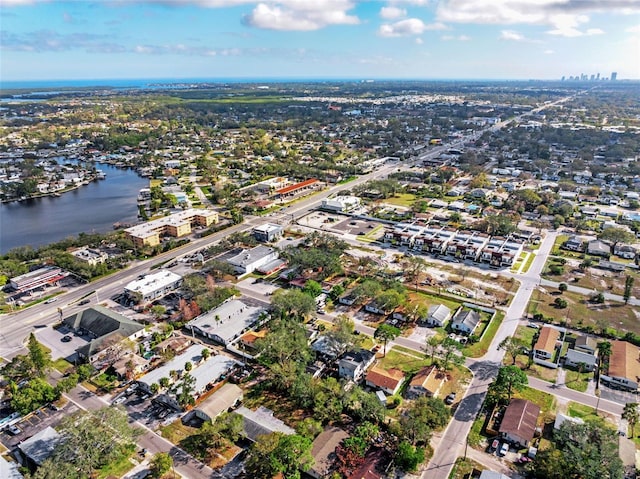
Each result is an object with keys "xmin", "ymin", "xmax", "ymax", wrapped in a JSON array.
[{"xmin": 1, "ymin": 0, "xmax": 639, "ymax": 82}]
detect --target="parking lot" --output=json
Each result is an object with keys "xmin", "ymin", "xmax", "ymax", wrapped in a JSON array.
[{"xmin": 35, "ymin": 324, "xmax": 89, "ymax": 361}]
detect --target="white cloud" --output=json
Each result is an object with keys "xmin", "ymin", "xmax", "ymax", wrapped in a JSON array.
[
  {"xmin": 441, "ymin": 34, "xmax": 470, "ymax": 41},
  {"xmin": 544, "ymin": 49, "xmax": 554, "ymax": 54},
  {"xmin": 499, "ymin": 29, "xmax": 524, "ymax": 41},
  {"xmin": 436, "ymin": 0, "xmax": 638, "ymax": 37},
  {"xmin": 380, "ymin": 6, "xmax": 406, "ymax": 20},
  {"xmin": 415, "ymin": 37, "xmax": 423, "ymax": 44},
  {"xmin": 244, "ymin": 1, "xmax": 360, "ymax": 31},
  {"xmin": 626, "ymin": 24, "xmax": 640, "ymax": 33},
  {"xmin": 379, "ymin": 18, "xmax": 449, "ymax": 37},
  {"xmin": 379, "ymin": 18, "xmax": 425, "ymax": 36}
]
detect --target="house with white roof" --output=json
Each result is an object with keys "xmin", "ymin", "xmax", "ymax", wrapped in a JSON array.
[{"xmin": 186, "ymin": 299, "xmax": 265, "ymax": 345}]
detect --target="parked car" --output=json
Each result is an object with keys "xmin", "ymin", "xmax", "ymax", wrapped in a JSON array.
[
  {"xmin": 527, "ymin": 322, "xmax": 540, "ymax": 329},
  {"xmin": 490, "ymin": 439, "xmax": 499, "ymax": 452},
  {"xmin": 499, "ymin": 442, "xmax": 509, "ymax": 456},
  {"xmin": 7, "ymin": 424, "xmax": 22, "ymax": 436},
  {"xmin": 61, "ymin": 335, "xmax": 72, "ymax": 343},
  {"xmin": 444, "ymin": 392, "xmax": 456, "ymax": 405}
]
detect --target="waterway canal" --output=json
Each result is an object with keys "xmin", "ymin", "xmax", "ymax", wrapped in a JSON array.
[{"xmin": 0, "ymin": 164, "xmax": 148, "ymax": 254}]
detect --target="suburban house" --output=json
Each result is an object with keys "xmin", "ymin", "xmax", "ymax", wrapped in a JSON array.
[
  {"xmin": 587, "ymin": 240, "xmax": 611, "ymax": 257},
  {"xmin": 574, "ymin": 335, "xmax": 597, "ymax": 355},
  {"xmin": 226, "ymin": 245, "xmax": 279, "ymax": 275},
  {"xmin": 112, "ymin": 353, "xmax": 149, "ymax": 380},
  {"xmin": 17, "ymin": 426, "xmax": 62, "ymax": 469},
  {"xmin": 603, "ymin": 340, "xmax": 640, "ymax": 391},
  {"xmin": 614, "ymin": 244, "xmax": 637, "ymax": 259},
  {"xmin": 498, "ymin": 399, "xmax": 541, "ymax": 447},
  {"xmin": 563, "ymin": 348, "xmax": 597, "ymax": 372},
  {"xmin": 365, "ymin": 367, "xmax": 406, "ymax": 396},
  {"xmin": 479, "ymin": 471, "xmax": 513, "ymax": 479},
  {"xmin": 124, "ymin": 269, "xmax": 183, "ymax": 303},
  {"xmin": 563, "ymin": 236, "xmax": 584, "ymax": 252},
  {"xmin": 186, "ymin": 299, "xmax": 265, "ymax": 346},
  {"xmin": 364, "ymin": 299, "xmax": 391, "ymax": 315},
  {"xmin": 62, "ymin": 306, "xmax": 145, "ymax": 369},
  {"xmin": 425, "ymin": 304, "xmax": 452, "ymax": 327},
  {"xmin": 193, "ymin": 383, "xmax": 243, "ymax": 423},
  {"xmin": 234, "ymin": 406, "xmax": 295, "ymax": 442},
  {"xmin": 338, "ymin": 349, "xmax": 376, "ymax": 382},
  {"xmin": 450, "ymin": 309, "xmax": 481, "ymax": 335},
  {"xmin": 405, "ymin": 365, "xmax": 447, "ymax": 399},
  {"xmin": 307, "ymin": 427, "xmax": 349, "ymax": 479},
  {"xmin": 239, "ymin": 330, "xmax": 268, "ymax": 350},
  {"xmin": 252, "ymin": 223, "xmax": 284, "ymax": 243},
  {"xmin": 71, "ymin": 247, "xmax": 108, "ymax": 265},
  {"xmin": 533, "ymin": 326, "xmax": 562, "ymax": 368}
]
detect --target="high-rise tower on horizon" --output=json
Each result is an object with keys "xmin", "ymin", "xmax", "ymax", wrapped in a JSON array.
[{"xmin": 611, "ymin": 72, "xmax": 618, "ymax": 81}]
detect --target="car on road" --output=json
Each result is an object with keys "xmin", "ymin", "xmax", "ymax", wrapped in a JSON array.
[
  {"xmin": 78, "ymin": 299, "xmax": 90, "ymax": 305},
  {"xmin": 44, "ymin": 298, "xmax": 57, "ymax": 304},
  {"xmin": 499, "ymin": 442, "xmax": 509, "ymax": 456},
  {"xmin": 113, "ymin": 396, "xmax": 126, "ymax": 405},
  {"xmin": 444, "ymin": 392, "xmax": 456, "ymax": 405},
  {"xmin": 61, "ymin": 335, "xmax": 72, "ymax": 342},
  {"xmin": 527, "ymin": 322, "xmax": 540, "ymax": 329}
]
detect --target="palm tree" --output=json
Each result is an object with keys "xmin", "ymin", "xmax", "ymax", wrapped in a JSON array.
[{"xmin": 622, "ymin": 402, "xmax": 639, "ymax": 438}]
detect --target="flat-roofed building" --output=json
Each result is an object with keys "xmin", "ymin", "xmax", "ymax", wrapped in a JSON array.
[
  {"xmin": 274, "ymin": 178, "xmax": 319, "ymax": 198},
  {"xmin": 186, "ymin": 299, "xmax": 265, "ymax": 345},
  {"xmin": 124, "ymin": 270, "xmax": 182, "ymax": 303},
  {"xmin": 234, "ymin": 406, "xmax": 294, "ymax": 442},
  {"xmin": 17, "ymin": 426, "xmax": 62, "ymax": 468},
  {"xmin": 321, "ymin": 195, "xmax": 361, "ymax": 213},
  {"xmin": 480, "ymin": 236, "xmax": 525, "ymax": 267},
  {"xmin": 125, "ymin": 209, "xmax": 218, "ymax": 247},
  {"xmin": 226, "ymin": 245, "xmax": 278, "ymax": 275},
  {"xmin": 252, "ymin": 223, "xmax": 284, "ymax": 243},
  {"xmin": 10, "ymin": 267, "xmax": 67, "ymax": 293}
]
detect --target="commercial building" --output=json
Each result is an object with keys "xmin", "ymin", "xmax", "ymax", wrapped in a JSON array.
[
  {"xmin": 125, "ymin": 209, "xmax": 218, "ymax": 247},
  {"xmin": 124, "ymin": 270, "xmax": 183, "ymax": 303},
  {"xmin": 17, "ymin": 426, "xmax": 62, "ymax": 468},
  {"xmin": 186, "ymin": 299, "xmax": 265, "ymax": 345},
  {"xmin": 274, "ymin": 178, "xmax": 319, "ymax": 198},
  {"xmin": 62, "ymin": 306, "xmax": 145, "ymax": 368},
  {"xmin": 10, "ymin": 267, "xmax": 66, "ymax": 293},
  {"xmin": 320, "ymin": 195, "xmax": 361, "ymax": 213},
  {"xmin": 226, "ymin": 245, "xmax": 278, "ymax": 275},
  {"xmin": 234, "ymin": 406, "xmax": 295, "ymax": 442},
  {"xmin": 252, "ymin": 223, "xmax": 284, "ymax": 243}
]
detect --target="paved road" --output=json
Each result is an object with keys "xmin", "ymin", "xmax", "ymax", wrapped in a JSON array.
[{"xmin": 421, "ymin": 229, "xmax": 560, "ymax": 479}]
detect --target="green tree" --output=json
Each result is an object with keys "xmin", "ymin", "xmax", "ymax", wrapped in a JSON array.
[
  {"xmin": 374, "ymin": 324, "xmax": 401, "ymax": 357},
  {"xmin": 201, "ymin": 348, "xmax": 211, "ymax": 361},
  {"xmin": 27, "ymin": 333, "xmax": 52, "ymax": 377},
  {"xmin": 623, "ymin": 275, "xmax": 634, "ymax": 304},
  {"xmin": 245, "ymin": 433, "xmax": 314, "ymax": 479},
  {"xmin": 425, "ymin": 336, "xmax": 442, "ymax": 363},
  {"xmin": 302, "ymin": 280, "xmax": 323, "ymax": 298},
  {"xmin": 498, "ymin": 336, "xmax": 524, "ymax": 365},
  {"xmin": 322, "ymin": 315, "xmax": 362, "ymax": 357},
  {"xmin": 397, "ymin": 396, "xmax": 449, "ymax": 446},
  {"xmin": 558, "ymin": 283, "xmax": 568, "ymax": 294},
  {"xmin": 270, "ymin": 289, "xmax": 317, "ymax": 320},
  {"xmin": 598, "ymin": 227, "xmax": 635, "ymax": 253},
  {"xmin": 554, "ymin": 297, "xmax": 568, "ymax": 309},
  {"xmin": 394, "ymin": 441, "xmax": 425, "ymax": 472},
  {"xmin": 150, "ymin": 452, "xmax": 173, "ymax": 478},
  {"xmin": 150, "ymin": 305, "xmax": 167, "ymax": 319},
  {"xmin": 489, "ymin": 365, "xmax": 528, "ymax": 404},
  {"xmin": 256, "ymin": 318, "xmax": 313, "ymax": 366},
  {"xmin": 622, "ymin": 402, "xmax": 639, "ymax": 438},
  {"xmin": 11, "ymin": 378, "xmax": 58, "ymax": 414}
]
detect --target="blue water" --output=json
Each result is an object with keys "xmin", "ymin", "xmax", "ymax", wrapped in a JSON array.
[{"xmin": 0, "ymin": 164, "xmax": 148, "ymax": 254}]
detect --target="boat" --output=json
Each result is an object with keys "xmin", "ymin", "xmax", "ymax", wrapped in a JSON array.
[{"xmin": 96, "ymin": 171, "xmax": 106, "ymax": 179}]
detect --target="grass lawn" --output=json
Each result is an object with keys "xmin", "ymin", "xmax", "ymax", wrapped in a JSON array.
[
  {"xmin": 551, "ymin": 235, "xmax": 570, "ymax": 255},
  {"xmin": 563, "ymin": 369, "xmax": 592, "ymax": 392},
  {"xmin": 408, "ymin": 291, "xmax": 463, "ymax": 313},
  {"xmin": 384, "ymin": 193, "xmax": 416, "ymax": 208},
  {"xmin": 159, "ymin": 419, "xmax": 199, "ymax": 445},
  {"xmin": 52, "ymin": 358, "xmax": 73, "ymax": 374},
  {"xmin": 526, "ymin": 363, "xmax": 559, "ymax": 383},
  {"xmin": 96, "ymin": 446, "xmax": 136, "ymax": 479},
  {"xmin": 378, "ymin": 348, "xmax": 431, "ymax": 375},
  {"xmin": 527, "ymin": 286, "xmax": 640, "ymax": 335},
  {"xmin": 449, "ymin": 457, "xmax": 485, "ymax": 479},
  {"xmin": 521, "ymin": 252, "xmax": 536, "ymax": 273},
  {"xmin": 464, "ymin": 311, "xmax": 503, "ymax": 358},
  {"xmin": 567, "ymin": 402, "xmax": 616, "ymax": 430},
  {"xmin": 515, "ymin": 387, "xmax": 555, "ymax": 416}
]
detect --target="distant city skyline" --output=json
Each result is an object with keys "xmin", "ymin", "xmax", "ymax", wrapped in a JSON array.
[{"xmin": 1, "ymin": 0, "xmax": 639, "ymax": 82}]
